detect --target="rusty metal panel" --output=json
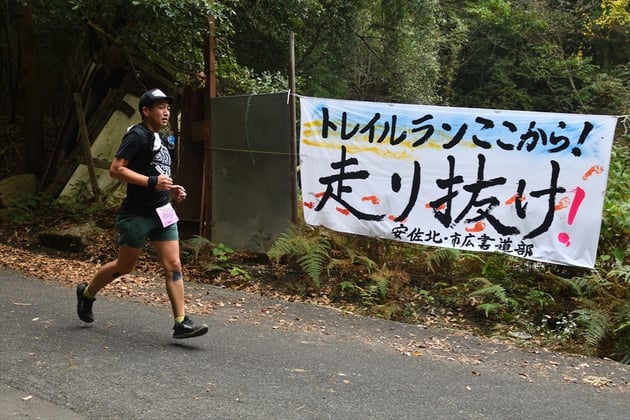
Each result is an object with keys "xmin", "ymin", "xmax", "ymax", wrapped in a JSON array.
[
  {"xmin": 175, "ymin": 87, "xmax": 206, "ymax": 229},
  {"xmin": 210, "ymin": 92, "xmax": 293, "ymax": 252},
  {"xmin": 174, "ymin": 126, "xmax": 204, "ymax": 225}
]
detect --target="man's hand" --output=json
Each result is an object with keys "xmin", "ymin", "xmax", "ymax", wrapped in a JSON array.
[
  {"xmin": 170, "ymin": 185, "xmax": 187, "ymax": 203},
  {"xmin": 155, "ymin": 174, "xmax": 173, "ymax": 191}
]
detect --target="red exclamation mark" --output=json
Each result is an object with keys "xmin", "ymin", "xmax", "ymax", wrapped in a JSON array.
[
  {"xmin": 558, "ymin": 187, "xmax": 586, "ymax": 248},
  {"xmin": 567, "ymin": 187, "xmax": 585, "ymax": 225}
]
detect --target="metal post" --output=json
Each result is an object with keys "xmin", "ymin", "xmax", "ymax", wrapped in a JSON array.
[{"xmin": 289, "ymin": 32, "xmax": 298, "ymax": 223}]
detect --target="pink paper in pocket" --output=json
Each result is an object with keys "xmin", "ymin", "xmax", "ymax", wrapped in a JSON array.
[{"xmin": 156, "ymin": 203, "xmax": 179, "ymax": 228}]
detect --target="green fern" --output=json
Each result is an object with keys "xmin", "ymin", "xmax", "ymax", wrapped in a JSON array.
[
  {"xmin": 611, "ymin": 300, "xmax": 630, "ymax": 364},
  {"xmin": 376, "ymin": 278, "xmax": 389, "ymax": 301},
  {"xmin": 477, "ymin": 302, "xmax": 502, "ymax": 318},
  {"xmin": 557, "ymin": 274, "xmax": 612, "ymax": 298},
  {"xmin": 296, "ymin": 240, "xmax": 330, "ymax": 287},
  {"xmin": 613, "ymin": 321, "xmax": 630, "ymax": 364},
  {"xmin": 327, "ymin": 247, "xmax": 378, "ymax": 282},
  {"xmin": 421, "ymin": 247, "xmax": 460, "ymax": 273},
  {"xmin": 267, "ymin": 223, "xmax": 331, "ymax": 288},
  {"xmin": 335, "ymin": 281, "xmax": 378, "ymax": 305},
  {"xmin": 360, "ymin": 285, "xmax": 380, "ymax": 306},
  {"xmin": 344, "ymin": 247, "xmax": 378, "ymax": 272},
  {"xmin": 572, "ymin": 308, "xmax": 612, "ymax": 349},
  {"xmin": 469, "ymin": 280, "xmax": 516, "ymax": 318},
  {"xmin": 367, "ymin": 265, "xmax": 397, "ymax": 301},
  {"xmin": 470, "ymin": 282, "xmax": 508, "ymax": 302},
  {"xmin": 266, "ymin": 229, "xmax": 299, "ymax": 261},
  {"xmin": 338, "ymin": 281, "xmax": 360, "ymax": 295},
  {"xmin": 607, "ymin": 257, "xmax": 630, "ymax": 284}
]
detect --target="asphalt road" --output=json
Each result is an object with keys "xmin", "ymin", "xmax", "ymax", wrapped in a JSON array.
[{"xmin": 1, "ymin": 267, "xmax": 629, "ymax": 419}]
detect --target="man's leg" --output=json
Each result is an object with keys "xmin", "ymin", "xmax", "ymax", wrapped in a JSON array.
[
  {"xmin": 153, "ymin": 240, "xmax": 185, "ymax": 317},
  {"xmin": 88, "ymin": 246, "xmax": 143, "ymax": 294},
  {"xmin": 153, "ymin": 240, "xmax": 208, "ymax": 338},
  {"xmin": 76, "ymin": 246, "xmax": 141, "ymax": 322}
]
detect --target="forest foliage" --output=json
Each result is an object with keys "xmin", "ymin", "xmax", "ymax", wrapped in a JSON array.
[{"xmin": 1, "ymin": 0, "xmax": 629, "ymax": 362}]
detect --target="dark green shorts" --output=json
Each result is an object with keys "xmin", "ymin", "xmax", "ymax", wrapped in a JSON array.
[{"xmin": 115, "ymin": 212, "xmax": 179, "ymax": 248}]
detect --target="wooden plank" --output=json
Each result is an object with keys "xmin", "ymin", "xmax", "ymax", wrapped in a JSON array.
[
  {"xmin": 73, "ymin": 92, "xmax": 101, "ymax": 198},
  {"xmin": 190, "ymin": 119, "xmax": 211, "ymax": 143},
  {"xmin": 77, "ymin": 158, "xmax": 111, "ymax": 170},
  {"xmin": 39, "ymin": 61, "xmax": 100, "ymax": 191},
  {"xmin": 112, "ymin": 95, "xmax": 135, "ymax": 117}
]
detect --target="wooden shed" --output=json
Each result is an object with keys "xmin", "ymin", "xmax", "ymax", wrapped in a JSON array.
[{"xmin": 40, "ymin": 45, "xmax": 296, "ymax": 252}]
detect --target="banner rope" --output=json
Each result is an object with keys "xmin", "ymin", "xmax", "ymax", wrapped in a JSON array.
[
  {"xmin": 618, "ymin": 114, "xmax": 630, "ymax": 134},
  {"xmin": 205, "ymin": 145, "xmax": 296, "ymax": 156}
]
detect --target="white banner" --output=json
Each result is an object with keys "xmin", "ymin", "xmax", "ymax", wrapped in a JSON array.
[{"xmin": 299, "ymin": 96, "xmax": 617, "ymax": 267}]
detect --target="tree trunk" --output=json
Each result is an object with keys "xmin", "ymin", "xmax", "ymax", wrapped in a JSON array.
[
  {"xmin": 16, "ymin": 2, "xmax": 44, "ymax": 178},
  {"xmin": 0, "ymin": 2, "xmax": 18, "ymax": 123}
]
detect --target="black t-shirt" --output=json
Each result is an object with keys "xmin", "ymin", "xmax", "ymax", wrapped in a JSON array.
[{"xmin": 116, "ymin": 123, "xmax": 171, "ymax": 216}]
